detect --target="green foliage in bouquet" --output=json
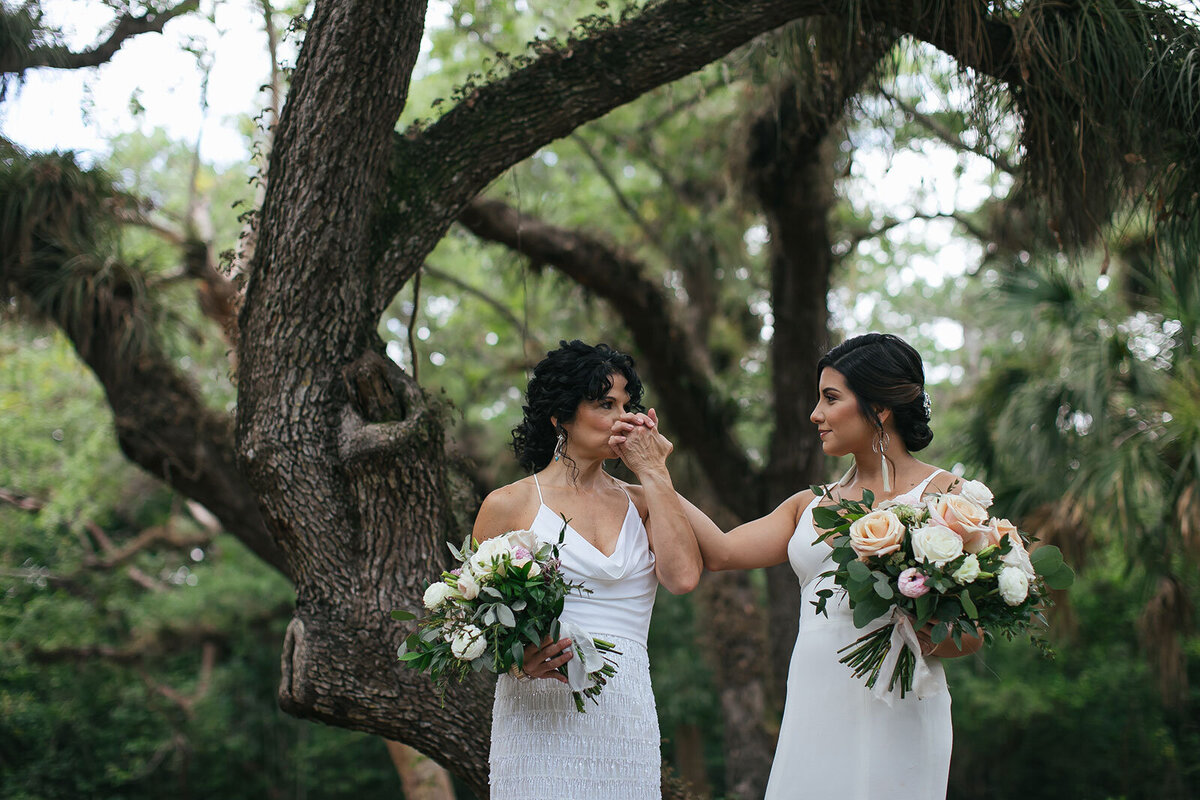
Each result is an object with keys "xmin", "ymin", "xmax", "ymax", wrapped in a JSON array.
[
  {"xmin": 391, "ymin": 525, "xmax": 618, "ymax": 711},
  {"xmin": 809, "ymin": 483, "xmax": 1076, "ymax": 696}
]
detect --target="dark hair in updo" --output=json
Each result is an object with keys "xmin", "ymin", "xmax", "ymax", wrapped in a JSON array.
[
  {"xmin": 817, "ymin": 333, "xmax": 933, "ymax": 452},
  {"xmin": 512, "ymin": 340, "xmax": 645, "ymax": 472}
]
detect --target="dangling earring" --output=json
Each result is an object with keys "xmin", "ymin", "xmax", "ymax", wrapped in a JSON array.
[
  {"xmin": 873, "ymin": 429, "xmax": 892, "ymax": 493},
  {"xmin": 553, "ymin": 429, "xmax": 566, "ymax": 462}
]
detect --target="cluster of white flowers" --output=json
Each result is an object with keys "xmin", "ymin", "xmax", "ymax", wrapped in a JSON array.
[
  {"xmin": 422, "ymin": 529, "xmax": 541, "ymax": 610},
  {"xmin": 856, "ymin": 478, "xmax": 1039, "ymax": 606}
]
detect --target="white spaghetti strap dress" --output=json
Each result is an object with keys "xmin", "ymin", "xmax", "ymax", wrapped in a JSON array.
[{"xmin": 489, "ymin": 474, "xmax": 661, "ymax": 799}]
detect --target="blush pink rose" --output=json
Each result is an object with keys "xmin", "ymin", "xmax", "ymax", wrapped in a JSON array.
[
  {"xmin": 927, "ymin": 494, "xmax": 992, "ymax": 553},
  {"xmin": 898, "ymin": 568, "xmax": 930, "ymax": 598},
  {"xmin": 848, "ymin": 510, "xmax": 905, "ymax": 561}
]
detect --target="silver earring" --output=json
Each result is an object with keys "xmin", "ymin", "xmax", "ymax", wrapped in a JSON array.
[
  {"xmin": 553, "ymin": 430, "xmax": 566, "ymax": 462},
  {"xmin": 873, "ymin": 430, "xmax": 891, "ymax": 493}
]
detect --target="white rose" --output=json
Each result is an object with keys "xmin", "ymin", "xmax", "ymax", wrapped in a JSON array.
[
  {"xmin": 455, "ymin": 569, "xmax": 480, "ymax": 600},
  {"xmin": 1001, "ymin": 533, "xmax": 1038, "ymax": 580},
  {"xmin": 998, "ymin": 567, "xmax": 1030, "ymax": 606},
  {"xmin": 423, "ymin": 581, "xmax": 456, "ymax": 609},
  {"xmin": 502, "ymin": 528, "xmax": 539, "ymax": 553},
  {"xmin": 470, "ymin": 537, "xmax": 508, "ymax": 576},
  {"xmin": 450, "ymin": 625, "xmax": 487, "ymax": 660},
  {"xmin": 959, "ymin": 479, "xmax": 995, "ymax": 509},
  {"xmin": 911, "ymin": 524, "xmax": 965, "ymax": 566},
  {"xmin": 951, "ymin": 554, "xmax": 981, "ymax": 584},
  {"xmin": 848, "ymin": 510, "xmax": 905, "ymax": 560}
]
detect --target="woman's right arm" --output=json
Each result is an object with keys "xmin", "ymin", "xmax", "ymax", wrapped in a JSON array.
[{"xmin": 677, "ymin": 490, "xmax": 813, "ymax": 572}]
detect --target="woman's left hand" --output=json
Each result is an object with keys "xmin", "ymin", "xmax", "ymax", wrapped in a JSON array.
[
  {"xmin": 608, "ymin": 408, "xmax": 672, "ymax": 475},
  {"xmin": 916, "ymin": 621, "xmax": 983, "ymax": 659}
]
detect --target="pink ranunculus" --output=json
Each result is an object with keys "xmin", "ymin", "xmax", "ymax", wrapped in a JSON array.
[{"xmin": 898, "ymin": 567, "xmax": 930, "ymax": 598}]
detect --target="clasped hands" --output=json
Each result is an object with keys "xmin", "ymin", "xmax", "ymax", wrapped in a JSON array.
[{"xmin": 607, "ymin": 408, "xmax": 672, "ymax": 472}]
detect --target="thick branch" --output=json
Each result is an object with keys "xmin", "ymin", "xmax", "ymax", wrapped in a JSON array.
[
  {"xmin": 458, "ymin": 197, "xmax": 764, "ymax": 517},
  {"xmin": 0, "ymin": 1, "xmax": 200, "ymax": 74}
]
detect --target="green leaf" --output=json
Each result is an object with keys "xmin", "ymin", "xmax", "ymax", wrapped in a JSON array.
[
  {"xmin": 510, "ymin": 598, "xmax": 527, "ymax": 612},
  {"xmin": 481, "ymin": 586, "xmax": 504, "ymax": 600},
  {"xmin": 872, "ymin": 574, "xmax": 894, "ymax": 600},
  {"xmin": 847, "ymin": 560, "xmax": 872, "ymax": 582},
  {"xmin": 914, "ymin": 593, "xmax": 934, "ymax": 627},
  {"xmin": 1043, "ymin": 564, "xmax": 1076, "ymax": 590},
  {"xmin": 390, "ymin": 609, "xmax": 416, "ymax": 621},
  {"xmin": 862, "ymin": 489, "xmax": 875, "ymax": 508},
  {"xmin": 496, "ymin": 604, "xmax": 516, "ymax": 627},
  {"xmin": 960, "ymin": 590, "xmax": 978, "ymax": 620},
  {"xmin": 1031, "ymin": 545, "xmax": 1065, "ymax": 574},
  {"xmin": 852, "ymin": 593, "xmax": 891, "ymax": 628},
  {"xmin": 812, "ymin": 506, "xmax": 843, "ymax": 530}
]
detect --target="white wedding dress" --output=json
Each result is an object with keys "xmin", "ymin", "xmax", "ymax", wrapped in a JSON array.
[
  {"xmin": 765, "ymin": 469, "xmax": 953, "ymax": 799},
  {"xmin": 490, "ymin": 475, "xmax": 661, "ymax": 799}
]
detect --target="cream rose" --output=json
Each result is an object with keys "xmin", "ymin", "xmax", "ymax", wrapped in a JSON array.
[
  {"xmin": 911, "ymin": 524, "xmax": 964, "ymax": 566},
  {"xmin": 927, "ymin": 494, "xmax": 992, "ymax": 553},
  {"xmin": 455, "ymin": 569, "xmax": 480, "ymax": 600},
  {"xmin": 998, "ymin": 567, "xmax": 1030, "ymax": 605},
  {"xmin": 449, "ymin": 625, "xmax": 487, "ymax": 660},
  {"xmin": 1000, "ymin": 527, "xmax": 1037, "ymax": 580},
  {"xmin": 502, "ymin": 528, "xmax": 539, "ymax": 553},
  {"xmin": 470, "ymin": 536, "xmax": 509, "ymax": 576},
  {"xmin": 423, "ymin": 581, "xmax": 456, "ymax": 609},
  {"xmin": 959, "ymin": 479, "xmax": 995, "ymax": 509},
  {"xmin": 951, "ymin": 553, "xmax": 981, "ymax": 584},
  {"xmin": 848, "ymin": 510, "xmax": 905, "ymax": 560}
]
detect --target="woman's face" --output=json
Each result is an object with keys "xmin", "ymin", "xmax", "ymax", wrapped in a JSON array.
[
  {"xmin": 560, "ymin": 373, "xmax": 632, "ymax": 459},
  {"xmin": 810, "ymin": 368, "xmax": 876, "ymax": 457}
]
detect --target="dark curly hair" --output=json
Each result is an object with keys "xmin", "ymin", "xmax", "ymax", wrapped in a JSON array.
[
  {"xmin": 817, "ymin": 333, "xmax": 933, "ymax": 452},
  {"xmin": 512, "ymin": 340, "xmax": 645, "ymax": 472}
]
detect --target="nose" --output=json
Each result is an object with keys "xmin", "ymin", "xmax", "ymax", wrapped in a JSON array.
[{"xmin": 810, "ymin": 404, "xmax": 822, "ymax": 424}]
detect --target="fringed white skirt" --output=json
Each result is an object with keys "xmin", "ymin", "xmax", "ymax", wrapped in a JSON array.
[{"xmin": 490, "ymin": 634, "xmax": 660, "ymax": 799}]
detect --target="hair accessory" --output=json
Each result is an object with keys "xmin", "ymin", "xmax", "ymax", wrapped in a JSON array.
[
  {"xmin": 553, "ymin": 429, "xmax": 566, "ymax": 462},
  {"xmin": 922, "ymin": 391, "xmax": 932, "ymax": 418}
]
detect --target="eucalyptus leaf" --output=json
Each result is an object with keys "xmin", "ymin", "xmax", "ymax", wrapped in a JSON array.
[
  {"xmin": 496, "ymin": 604, "xmax": 516, "ymax": 627},
  {"xmin": 390, "ymin": 609, "xmax": 416, "ymax": 621}
]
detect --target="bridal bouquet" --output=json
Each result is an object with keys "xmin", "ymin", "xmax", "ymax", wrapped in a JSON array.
[
  {"xmin": 810, "ymin": 479, "xmax": 1074, "ymax": 700},
  {"xmin": 391, "ymin": 524, "xmax": 619, "ymax": 711}
]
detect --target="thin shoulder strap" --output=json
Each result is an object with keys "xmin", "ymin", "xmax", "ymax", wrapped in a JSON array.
[
  {"xmin": 532, "ymin": 473, "xmax": 544, "ymax": 504},
  {"xmin": 913, "ymin": 469, "xmax": 944, "ymax": 498}
]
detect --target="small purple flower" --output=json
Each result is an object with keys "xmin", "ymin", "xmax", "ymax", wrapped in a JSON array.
[
  {"xmin": 449, "ymin": 568, "xmax": 462, "ymax": 577},
  {"xmin": 898, "ymin": 567, "xmax": 930, "ymax": 598},
  {"xmin": 512, "ymin": 547, "xmax": 532, "ymax": 561}
]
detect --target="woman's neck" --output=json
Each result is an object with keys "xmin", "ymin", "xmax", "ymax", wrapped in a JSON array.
[{"xmin": 538, "ymin": 455, "xmax": 613, "ymax": 491}]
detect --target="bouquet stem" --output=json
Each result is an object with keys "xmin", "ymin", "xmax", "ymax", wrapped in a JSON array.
[
  {"xmin": 566, "ymin": 638, "xmax": 622, "ymax": 712},
  {"xmin": 837, "ymin": 624, "xmax": 916, "ymax": 698}
]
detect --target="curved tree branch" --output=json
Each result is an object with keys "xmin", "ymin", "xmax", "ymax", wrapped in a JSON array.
[
  {"xmin": 0, "ymin": 1, "xmax": 200, "ymax": 74},
  {"xmin": 457, "ymin": 196, "xmax": 764, "ymax": 518}
]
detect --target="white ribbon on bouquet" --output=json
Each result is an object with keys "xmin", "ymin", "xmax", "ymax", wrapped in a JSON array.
[
  {"xmin": 556, "ymin": 620, "xmax": 607, "ymax": 692},
  {"xmin": 872, "ymin": 608, "xmax": 938, "ymax": 707}
]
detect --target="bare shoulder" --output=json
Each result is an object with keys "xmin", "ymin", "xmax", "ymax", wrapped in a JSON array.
[
  {"xmin": 615, "ymin": 479, "xmax": 650, "ymax": 518},
  {"xmin": 781, "ymin": 487, "xmax": 819, "ymax": 525},
  {"xmin": 474, "ymin": 478, "xmax": 538, "ymax": 540},
  {"xmin": 924, "ymin": 466, "xmax": 961, "ymax": 495}
]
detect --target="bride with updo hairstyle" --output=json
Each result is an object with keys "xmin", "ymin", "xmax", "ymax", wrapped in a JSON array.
[
  {"xmin": 677, "ymin": 332, "xmax": 982, "ymax": 799},
  {"xmin": 474, "ymin": 340, "xmax": 702, "ymax": 799}
]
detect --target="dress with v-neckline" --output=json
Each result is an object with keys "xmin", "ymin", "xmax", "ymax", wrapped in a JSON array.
[
  {"xmin": 533, "ymin": 486, "xmax": 638, "ymax": 560},
  {"xmin": 489, "ymin": 472, "xmax": 662, "ymax": 799}
]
